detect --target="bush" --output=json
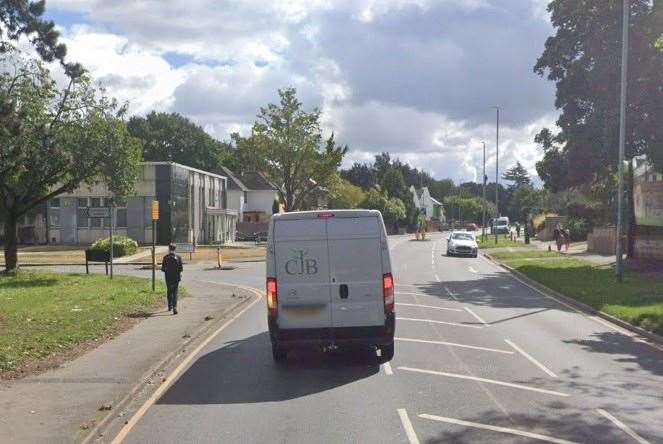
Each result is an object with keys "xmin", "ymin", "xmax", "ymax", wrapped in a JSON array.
[
  {"xmin": 90, "ymin": 236, "xmax": 138, "ymax": 257},
  {"xmin": 567, "ymin": 218, "xmax": 590, "ymax": 241}
]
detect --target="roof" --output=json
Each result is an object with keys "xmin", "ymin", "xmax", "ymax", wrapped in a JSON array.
[
  {"xmin": 218, "ymin": 166, "xmax": 249, "ymax": 191},
  {"xmin": 273, "ymin": 209, "xmax": 381, "ymax": 220},
  {"xmin": 239, "ymin": 172, "xmax": 278, "ymax": 191},
  {"xmin": 144, "ymin": 161, "xmax": 227, "ymax": 181}
]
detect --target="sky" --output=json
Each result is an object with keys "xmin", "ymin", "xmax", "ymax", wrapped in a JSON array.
[{"xmin": 43, "ymin": 0, "xmax": 558, "ymax": 185}]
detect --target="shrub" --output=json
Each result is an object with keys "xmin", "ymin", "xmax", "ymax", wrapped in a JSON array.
[
  {"xmin": 90, "ymin": 236, "xmax": 138, "ymax": 257},
  {"xmin": 567, "ymin": 218, "xmax": 590, "ymax": 241}
]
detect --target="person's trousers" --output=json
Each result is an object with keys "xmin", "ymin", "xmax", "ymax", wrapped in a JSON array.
[{"xmin": 166, "ymin": 282, "xmax": 179, "ymax": 309}]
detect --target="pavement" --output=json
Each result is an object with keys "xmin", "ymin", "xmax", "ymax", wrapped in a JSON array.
[
  {"xmin": 3, "ymin": 233, "xmax": 662, "ymax": 443},
  {"xmin": 108, "ymin": 233, "xmax": 662, "ymax": 443},
  {"xmin": 524, "ymin": 238, "xmax": 618, "ymax": 266},
  {"xmin": 0, "ymin": 260, "xmax": 264, "ymax": 444}
]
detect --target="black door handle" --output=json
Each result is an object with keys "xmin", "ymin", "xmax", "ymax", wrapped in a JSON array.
[{"xmin": 339, "ymin": 284, "xmax": 348, "ymax": 299}]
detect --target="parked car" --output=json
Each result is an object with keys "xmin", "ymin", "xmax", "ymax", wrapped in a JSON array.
[
  {"xmin": 446, "ymin": 231, "xmax": 478, "ymax": 257},
  {"xmin": 266, "ymin": 210, "xmax": 395, "ymax": 363}
]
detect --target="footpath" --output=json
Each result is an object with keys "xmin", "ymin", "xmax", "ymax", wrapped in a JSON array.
[{"xmin": 0, "ymin": 274, "xmax": 259, "ymax": 444}]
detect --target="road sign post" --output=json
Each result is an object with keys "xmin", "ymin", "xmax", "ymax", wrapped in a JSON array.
[{"xmin": 151, "ymin": 201, "xmax": 159, "ymax": 291}]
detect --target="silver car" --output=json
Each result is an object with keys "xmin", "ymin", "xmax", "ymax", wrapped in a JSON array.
[{"xmin": 446, "ymin": 231, "xmax": 478, "ymax": 257}]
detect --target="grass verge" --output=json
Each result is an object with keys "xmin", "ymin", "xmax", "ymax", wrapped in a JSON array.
[
  {"xmin": 0, "ymin": 271, "xmax": 165, "ymax": 377},
  {"xmin": 491, "ymin": 251, "xmax": 663, "ymax": 335},
  {"xmin": 477, "ymin": 236, "xmax": 525, "ymax": 249}
]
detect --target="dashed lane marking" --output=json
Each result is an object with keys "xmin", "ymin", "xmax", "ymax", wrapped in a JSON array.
[
  {"xmin": 419, "ymin": 414, "xmax": 577, "ymax": 444},
  {"xmin": 398, "ymin": 409, "xmax": 421, "ymax": 444},
  {"xmin": 398, "ymin": 366, "xmax": 569, "ymax": 397},
  {"xmin": 396, "ymin": 302, "xmax": 462, "ymax": 312},
  {"xmin": 596, "ymin": 409, "xmax": 651, "ymax": 444},
  {"xmin": 396, "ymin": 337, "xmax": 514, "ymax": 354},
  {"xmin": 505, "ymin": 339, "xmax": 557, "ymax": 378},
  {"xmin": 396, "ymin": 317, "xmax": 483, "ymax": 329}
]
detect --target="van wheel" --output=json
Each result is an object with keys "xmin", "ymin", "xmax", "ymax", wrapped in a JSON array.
[
  {"xmin": 380, "ymin": 341, "xmax": 395, "ymax": 362},
  {"xmin": 272, "ymin": 342, "xmax": 287, "ymax": 363}
]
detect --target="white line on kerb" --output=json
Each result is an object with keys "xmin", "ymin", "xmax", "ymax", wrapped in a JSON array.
[
  {"xmin": 398, "ymin": 366, "xmax": 568, "ymax": 397},
  {"xmin": 464, "ymin": 307, "xmax": 489, "ymax": 327},
  {"xmin": 396, "ymin": 302, "xmax": 462, "ymax": 312},
  {"xmin": 396, "ymin": 317, "xmax": 483, "ymax": 329},
  {"xmin": 398, "ymin": 409, "xmax": 421, "ymax": 444},
  {"xmin": 505, "ymin": 339, "xmax": 557, "ymax": 378},
  {"xmin": 419, "ymin": 414, "xmax": 577, "ymax": 444},
  {"xmin": 596, "ymin": 409, "xmax": 651, "ymax": 444},
  {"xmin": 396, "ymin": 337, "xmax": 514, "ymax": 354},
  {"xmin": 468, "ymin": 266, "xmax": 478, "ymax": 274}
]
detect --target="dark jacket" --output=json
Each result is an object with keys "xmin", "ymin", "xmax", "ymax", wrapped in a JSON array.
[{"xmin": 161, "ymin": 253, "xmax": 183, "ymax": 283}]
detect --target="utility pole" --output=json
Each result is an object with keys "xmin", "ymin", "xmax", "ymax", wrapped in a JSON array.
[
  {"xmin": 493, "ymin": 106, "xmax": 500, "ymax": 244},
  {"xmin": 616, "ymin": 0, "xmax": 629, "ymax": 282},
  {"xmin": 482, "ymin": 141, "xmax": 487, "ymax": 241}
]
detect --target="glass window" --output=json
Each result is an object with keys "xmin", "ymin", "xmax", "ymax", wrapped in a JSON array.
[
  {"xmin": 49, "ymin": 198, "xmax": 60, "ymax": 208},
  {"xmin": 244, "ymin": 191, "xmax": 248, "ymax": 203},
  {"xmin": 77, "ymin": 208, "xmax": 89, "ymax": 228},
  {"xmin": 105, "ymin": 197, "xmax": 114, "ymax": 207},
  {"xmin": 91, "ymin": 197, "xmax": 101, "ymax": 208},
  {"xmin": 49, "ymin": 209, "xmax": 60, "ymax": 227},
  {"xmin": 90, "ymin": 215, "xmax": 102, "ymax": 228},
  {"xmin": 116, "ymin": 208, "xmax": 127, "ymax": 228},
  {"xmin": 78, "ymin": 198, "xmax": 88, "ymax": 208}
]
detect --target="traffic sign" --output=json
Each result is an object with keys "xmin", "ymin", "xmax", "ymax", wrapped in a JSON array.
[
  {"xmin": 87, "ymin": 207, "xmax": 110, "ymax": 218},
  {"xmin": 151, "ymin": 201, "xmax": 159, "ymax": 220}
]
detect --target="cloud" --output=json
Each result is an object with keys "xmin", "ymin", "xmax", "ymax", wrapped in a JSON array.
[{"xmin": 45, "ymin": 0, "xmax": 558, "ymax": 183}]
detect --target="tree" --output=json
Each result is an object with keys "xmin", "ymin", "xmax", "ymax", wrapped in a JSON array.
[
  {"xmin": 341, "ymin": 162, "xmax": 376, "ymax": 190},
  {"xmin": 128, "ymin": 112, "xmax": 231, "ymax": 174},
  {"xmin": 328, "ymin": 178, "xmax": 366, "ymax": 209},
  {"xmin": 502, "ymin": 162, "xmax": 531, "ymax": 188},
  {"xmin": 0, "ymin": 55, "xmax": 142, "ymax": 271},
  {"xmin": 380, "ymin": 168, "xmax": 408, "ymax": 201},
  {"xmin": 534, "ymin": 0, "xmax": 663, "ymax": 179},
  {"xmin": 360, "ymin": 188, "xmax": 406, "ymax": 230},
  {"xmin": 232, "ymin": 88, "xmax": 347, "ymax": 211}
]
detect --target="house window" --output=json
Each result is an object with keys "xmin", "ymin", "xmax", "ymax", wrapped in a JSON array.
[
  {"xmin": 77, "ymin": 198, "xmax": 89, "ymax": 228},
  {"xmin": 90, "ymin": 197, "xmax": 101, "ymax": 208},
  {"xmin": 49, "ymin": 210, "xmax": 60, "ymax": 227},
  {"xmin": 49, "ymin": 198, "xmax": 60, "ymax": 208},
  {"xmin": 244, "ymin": 191, "xmax": 248, "ymax": 204},
  {"xmin": 116, "ymin": 208, "xmax": 127, "ymax": 228}
]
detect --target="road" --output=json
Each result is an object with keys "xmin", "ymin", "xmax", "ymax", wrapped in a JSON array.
[{"xmin": 115, "ymin": 232, "xmax": 662, "ymax": 443}]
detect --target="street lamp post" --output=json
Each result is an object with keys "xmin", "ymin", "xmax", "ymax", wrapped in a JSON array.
[
  {"xmin": 482, "ymin": 142, "xmax": 487, "ymax": 241},
  {"xmin": 492, "ymin": 106, "xmax": 500, "ymax": 244},
  {"xmin": 616, "ymin": 0, "xmax": 629, "ymax": 282}
]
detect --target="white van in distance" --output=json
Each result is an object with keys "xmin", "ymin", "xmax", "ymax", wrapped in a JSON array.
[{"xmin": 266, "ymin": 210, "xmax": 395, "ymax": 363}]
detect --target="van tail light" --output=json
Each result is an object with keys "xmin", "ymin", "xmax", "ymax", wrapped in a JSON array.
[
  {"xmin": 317, "ymin": 212, "xmax": 335, "ymax": 219},
  {"xmin": 383, "ymin": 273, "xmax": 394, "ymax": 313},
  {"xmin": 266, "ymin": 277, "xmax": 278, "ymax": 316}
]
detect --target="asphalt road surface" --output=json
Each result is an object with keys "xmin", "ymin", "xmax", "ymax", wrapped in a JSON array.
[{"xmin": 116, "ymin": 233, "xmax": 662, "ymax": 443}]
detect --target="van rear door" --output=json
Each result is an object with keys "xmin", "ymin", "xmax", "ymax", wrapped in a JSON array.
[
  {"xmin": 273, "ymin": 218, "xmax": 332, "ymax": 330},
  {"xmin": 327, "ymin": 216, "xmax": 384, "ymax": 328}
]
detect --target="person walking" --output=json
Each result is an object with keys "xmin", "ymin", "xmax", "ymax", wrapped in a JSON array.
[{"xmin": 161, "ymin": 244, "xmax": 183, "ymax": 314}]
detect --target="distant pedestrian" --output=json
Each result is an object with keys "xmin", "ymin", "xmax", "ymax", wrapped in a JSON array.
[
  {"xmin": 562, "ymin": 228, "xmax": 571, "ymax": 252},
  {"xmin": 516, "ymin": 223, "xmax": 521, "ymax": 238},
  {"xmin": 553, "ymin": 224, "xmax": 563, "ymax": 251},
  {"xmin": 161, "ymin": 244, "xmax": 183, "ymax": 314}
]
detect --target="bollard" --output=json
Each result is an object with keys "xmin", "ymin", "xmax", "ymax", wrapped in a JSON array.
[{"xmin": 217, "ymin": 246, "xmax": 223, "ymax": 269}]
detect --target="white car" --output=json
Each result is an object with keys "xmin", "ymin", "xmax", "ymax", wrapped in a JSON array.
[
  {"xmin": 266, "ymin": 210, "xmax": 395, "ymax": 363},
  {"xmin": 446, "ymin": 231, "xmax": 478, "ymax": 257}
]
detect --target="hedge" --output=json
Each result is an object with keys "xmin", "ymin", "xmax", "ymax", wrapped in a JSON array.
[{"xmin": 89, "ymin": 236, "xmax": 138, "ymax": 257}]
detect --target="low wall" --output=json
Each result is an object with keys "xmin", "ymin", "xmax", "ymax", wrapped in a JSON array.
[
  {"xmin": 237, "ymin": 221, "xmax": 269, "ymax": 234},
  {"xmin": 587, "ymin": 227, "xmax": 616, "ymax": 255},
  {"xmin": 633, "ymin": 225, "xmax": 663, "ymax": 261}
]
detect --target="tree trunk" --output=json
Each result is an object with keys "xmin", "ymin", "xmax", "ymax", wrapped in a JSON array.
[{"xmin": 3, "ymin": 212, "xmax": 18, "ymax": 272}]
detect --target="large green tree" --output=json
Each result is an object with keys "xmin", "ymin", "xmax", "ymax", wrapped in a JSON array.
[
  {"xmin": 502, "ymin": 162, "xmax": 531, "ymax": 188},
  {"xmin": 128, "ymin": 112, "xmax": 231, "ymax": 174},
  {"xmin": 0, "ymin": 55, "xmax": 142, "ymax": 271},
  {"xmin": 232, "ymin": 88, "xmax": 347, "ymax": 211},
  {"xmin": 328, "ymin": 177, "xmax": 366, "ymax": 209},
  {"xmin": 534, "ymin": 0, "xmax": 663, "ymax": 187}
]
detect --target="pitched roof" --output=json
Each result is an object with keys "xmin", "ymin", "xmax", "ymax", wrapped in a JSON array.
[
  {"xmin": 218, "ymin": 166, "xmax": 248, "ymax": 191},
  {"xmin": 239, "ymin": 172, "xmax": 278, "ymax": 191}
]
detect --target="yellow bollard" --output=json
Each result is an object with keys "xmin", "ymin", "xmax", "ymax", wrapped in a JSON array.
[{"xmin": 217, "ymin": 246, "xmax": 223, "ymax": 269}]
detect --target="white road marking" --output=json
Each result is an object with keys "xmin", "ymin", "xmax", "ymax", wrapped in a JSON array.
[
  {"xmin": 468, "ymin": 266, "xmax": 478, "ymax": 274},
  {"xmin": 596, "ymin": 409, "xmax": 651, "ymax": 444},
  {"xmin": 398, "ymin": 366, "xmax": 568, "ymax": 397},
  {"xmin": 505, "ymin": 339, "xmax": 557, "ymax": 378},
  {"xmin": 464, "ymin": 307, "xmax": 489, "ymax": 327},
  {"xmin": 443, "ymin": 286, "xmax": 458, "ymax": 300},
  {"xmin": 397, "ymin": 409, "xmax": 421, "ymax": 444},
  {"xmin": 396, "ymin": 337, "xmax": 514, "ymax": 354},
  {"xmin": 397, "ymin": 317, "xmax": 483, "ymax": 329},
  {"xmin": 434, "ymin": 273, "xmax": 441, "ymax": 282},
  {"xmin": 396, "ymin": 302, "xmax": 462, "ymax": 312},
  {"xmin": 383, "ymin": 361, "xmax": 394, "ymax": 376},
  {"xmin": 111, "ymin": 285, "xmax": 264, "ymax": 444},
  {"xmin": 396, "ymin": 291, "xmax": 440, "ymax": 297},
  {"xmin": 419, "ymin": 414, "xmax": 577, "ymax": 444}
]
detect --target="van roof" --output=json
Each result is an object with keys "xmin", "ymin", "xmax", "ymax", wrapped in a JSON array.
[{"xmin": 273, "ymin": 209, "xmax": 382, "ymax": 220}]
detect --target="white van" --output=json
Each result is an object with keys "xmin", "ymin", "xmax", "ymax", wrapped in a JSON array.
[{"xmin": 266, "ymin": 210, "xmax": 395, "ymax": 363}]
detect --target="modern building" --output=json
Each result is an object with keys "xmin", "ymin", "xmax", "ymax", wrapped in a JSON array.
[
  {"xmin": 45, "ymin": 162, "xmax": 237, "ymax": 245},
  {"xmin": 410, "ymin": 186, "xmax": 444, "ymax": 221},
  {"xmin": 221, "ymin": 167, "xmax": 280, "ymax": 223}
]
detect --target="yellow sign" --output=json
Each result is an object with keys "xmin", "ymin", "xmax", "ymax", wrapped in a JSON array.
[{"xmin": 151, "ymin": 201, "xmax": 159, "ymax": 220}]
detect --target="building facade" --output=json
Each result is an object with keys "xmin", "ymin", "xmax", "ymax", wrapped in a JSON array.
[
  {"xmin": 410, "ymin": 186, "xmax": 444, "ymax": 221},
  {"xmin": 222, "ymin": 167, "xmax": 280, "ymax": 224},
  {"xmin": 633, "ymin": 160, "xmax": 663, "ymax": 261},
  {"xmin": 46, "ymin": 162, "xmax": 237, "ymax": 245}
]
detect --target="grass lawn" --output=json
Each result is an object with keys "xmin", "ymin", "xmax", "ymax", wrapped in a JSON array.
[
  {"xmin": 495, "ymin": 252, "xmax": 663, "ymax": 335},
  {"xmin": 490, "ymin": 250, "xmax": 564, "ymax": 260},
  {"xmin": 477, "ymin": 236, "xmax": 526, "ymax": 249},
  {"xmin": 0, "ymin": 271, "xmax": 165, "ymax": 377}
]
